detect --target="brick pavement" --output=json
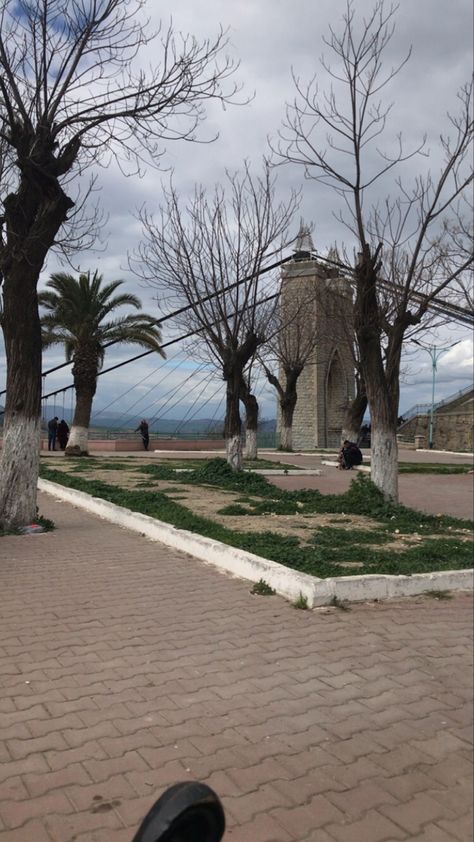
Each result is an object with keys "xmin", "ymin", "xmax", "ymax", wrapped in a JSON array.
[{"xmin": 0, "ymin": 491, "xmax": 472, "ymax": 841}]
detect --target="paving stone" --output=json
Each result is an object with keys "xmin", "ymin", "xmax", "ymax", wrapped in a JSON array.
[
  {"xmin": 326, "ymin": 811, "xmax": 408, "ymax": 841},
  {"xmin": 0, "ymin": 492, "xmax": 472, "ymax": 842},
  {"xmin": 0, "ymin": 819, "xmax": 51, "ymax": 841},
  {"xmin": 0, "ymin": 791, "xmax": 72, "ymax": 830},
  {"xmin": 380, "ymin": 791, "xmax": 455, "ymax": 834}
]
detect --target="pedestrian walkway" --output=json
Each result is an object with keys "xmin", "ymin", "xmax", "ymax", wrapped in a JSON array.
[{"xmin": 0, "ymin": 493, "xmax": 472, "ymax": 841}]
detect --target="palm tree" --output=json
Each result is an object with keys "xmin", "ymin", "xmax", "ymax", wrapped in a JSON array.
[{"xmin": 39, "ymin": 271, "xmax": 165, "ymax": 455}]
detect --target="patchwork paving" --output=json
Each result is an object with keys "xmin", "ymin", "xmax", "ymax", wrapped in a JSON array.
[{"xmin": 0, "ymin": 492, "xmax": 472, "ymax": 841}]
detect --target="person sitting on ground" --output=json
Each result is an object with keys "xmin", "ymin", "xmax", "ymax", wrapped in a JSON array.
[{"xmin": 338, "ymin": 439, "xmax": 363, "ymax": 470}]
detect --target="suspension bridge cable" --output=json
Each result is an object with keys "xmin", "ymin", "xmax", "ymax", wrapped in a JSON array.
[
  {"xmin": 206, "ymin": 389, "xmax": 225, "ymax": 432},
  {"xmin": 0, "ymin": 254, "xmax": 293, "ymax": 398},
  {"xmin": 148, "ymin": 368, "xmax": 216, "ymax": 428},
  {"xmin": 173, "ymin": 379, "xmax": 224, "ymax": 435},
  {"xmin": 21, "ymin": 273, "xmax": 473, "ymax": 412},
  {"xmin": 141, "ymin": 364, "xmax": 210, "ymax": 428},
  {"xmin": 92, "ymin": 348, "xmax": 183, "ymax": 419},
  {"xmin": 38, "ymin": 290, "xmax": 282, "ymax": 404},
  {"xmin": 172, "ymin": 369, "xmax": 221, "ymax": 434},
  {"xmin": 5, "ymin": 248, "xmax": 471, "ymax": 409},
  {"xmin": 94, "ymin": 350, "xmax": 186, "ymax": 423},
  {"xmin": 136, "ymin": 362, "xmax": 210, "ymax": 421},
  {"xmin": 1, "ymin": 249, "xmax": 472, "ymax": 403}
]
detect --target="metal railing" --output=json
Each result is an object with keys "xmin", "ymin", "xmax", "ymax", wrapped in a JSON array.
[{"xmin": 402, "ymin": 384, "xmax": 473, "ymax": 422}]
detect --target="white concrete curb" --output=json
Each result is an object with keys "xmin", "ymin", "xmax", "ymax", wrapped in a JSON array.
[
  {"xmin": 321, "ymin": 460, "xmax": 371, "ymax": 473},
  {"xmin": 416, "ymin": 449, "xmax": 474, "ymax": 457},
  {"xmin": 173, "ymin": 468, "xmax": 322, "ymax": 476},
  {"xmin": 38, "ymin": 478, "xmax": 473, "ymax": 608}
]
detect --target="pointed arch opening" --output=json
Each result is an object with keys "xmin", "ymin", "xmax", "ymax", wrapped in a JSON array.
[{"xmin": 325, "ymin": 349, "xmax": 348, "ymax": 447}]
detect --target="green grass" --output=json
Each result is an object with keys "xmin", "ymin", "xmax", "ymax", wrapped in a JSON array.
[
  {"xmin": 0, "ymin": 514, "xmax": 55, "ymax": 537},
  {"xmin": 39, "ymin": 462, "xmax": 473, "ymax": 578},
  {"xmin": 398, "ymin": 462, "xmax": 472, "ymax": 474},
  {"xmin": 251, "ymin": 579, "xmax": 276, "ymax": 595},
  {"xmin": 293, "ymin": 593, "xmax": 309, "ymax": 610}
]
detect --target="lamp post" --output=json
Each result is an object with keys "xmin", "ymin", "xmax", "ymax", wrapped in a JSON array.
[{"xmin": 415, "ymin": 341, "xmax": 460, "ymax": 449}]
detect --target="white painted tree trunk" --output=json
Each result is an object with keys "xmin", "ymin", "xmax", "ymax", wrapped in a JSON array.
[
  {"xmin": 65, "ymin": 425, "xmax": 89, "ymax": 456},
  {"xmin": 244, "ymin": 428, "xmax": 257, "ymax": 460},
  {"xmin": 0, "ymin": 416, "xmax": 41, "ymax": 527},
  {"xmin": 226, "ymin": 434, "xmax": 242, "ymax": 470},
  {"xmin": 370, "ymin": 424, "xmax": 398, "ymax": 501},
  {"xmin": 280, "ymin": 424, "xmax": 293, "ymax": 450}
]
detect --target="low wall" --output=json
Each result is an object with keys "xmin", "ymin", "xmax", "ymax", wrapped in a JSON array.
[
  {"xmin": 37, "ymin": 437, "xmax": 226, "ymax": 452},
  {"xmin": 400, "ymin": 409, "xmax": 473, "ymax": 453}
]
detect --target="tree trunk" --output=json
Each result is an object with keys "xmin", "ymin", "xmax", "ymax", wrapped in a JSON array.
[
  {"xmin": 0, "ymin": 418, "xmax": 41, "ymax": 528},
  {"xmin": 263, "ymin": 365, "xmax": 302, "ymax": 452},
  {"xmin": 0, "ymin": 168, "xmax": 75, "ymax": 527},
  {"xmin": 280, "ymin": 403, "xmax": 296, "ymax": 450},
  {"xmin": 353, "ymin": 247, "xmax": 400, "ymax": 501},
  {"xmin": 278, "ymin": 370, "xmax": 300, "ymax": 451},
  {"xmin": 66, "ymin": 390, "xmax": 95, "ymax": 455},
  {"xmin": 224, "ymin": 366, "xmax": 243, "ymax": 471},
  {"xmin": 65, "ymin": 346, "xmax": 99, "ymax": 456},
  {"xmin": 370, "ymin": 416, "xmax": 399, "ymax": 501},
  {"xmin": 0, "ymin": 265, "xmax": 43, "ymax": 528},
  {"xmin": 245, "ymin": 428, "xmax": 257, "ymax": 460},
  {"xmin": 240, "ymin": 383, "xmax": 259, "ymax": 460},
  {"xmin": 341, "ymin": 389, "xmax": 368, "ymax": 444}
]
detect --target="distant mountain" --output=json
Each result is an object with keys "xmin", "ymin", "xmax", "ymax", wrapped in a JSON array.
[
  {"xmin": 88, "ymin": 412, "xmax": 276, "ymax": 435},
  {"xmin": 2, "ymin": 408, "xmax": 276, "ymax": 435}
]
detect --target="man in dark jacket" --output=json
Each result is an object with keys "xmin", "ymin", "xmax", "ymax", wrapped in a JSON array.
[
  {"xmin": 338, "ymin": 439, "xmax": 363, "ymax": 469},
  {"xmin": 48, "ymin": 416, "xmax": 59, "ymax": 451},
  {"xmin": 136, "ymin": 419, "xmax": 150, "ymax": 451}
]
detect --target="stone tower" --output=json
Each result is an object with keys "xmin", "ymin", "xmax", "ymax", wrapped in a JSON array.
[{"xmin": 278, "ymin": 225, "xmax": 355, "ymax": 449}]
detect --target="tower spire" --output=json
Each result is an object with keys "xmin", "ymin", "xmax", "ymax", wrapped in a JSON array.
[{"xmin": 292, "ymin": 220, "xmax": 315, "ymax": 261}]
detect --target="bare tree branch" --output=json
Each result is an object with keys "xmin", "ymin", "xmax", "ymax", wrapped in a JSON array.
[
  {"xmin": 275, "ymin": 0, "xmax": 473, "ymax": 500},
  {"xmin": 133, "ymin": 162, "xmax": 299, "ymax": 469},
  {"xmin": 0, "ymin": 0, "xmax": 244, "ymax": 528}
]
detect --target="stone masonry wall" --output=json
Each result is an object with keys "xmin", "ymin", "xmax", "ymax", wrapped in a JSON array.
[
  {"xmin": 277, "ymin": 258, "xmax": 355, "ymax": 450},
  {"xmin": 399, "ymin": 399, "xmax": 473, "ymax": 453}
]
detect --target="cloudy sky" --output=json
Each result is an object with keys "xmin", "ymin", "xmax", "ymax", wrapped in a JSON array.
[{"xmin": 1, "ymin": 0, "xmax": 472, "ymax": 427}]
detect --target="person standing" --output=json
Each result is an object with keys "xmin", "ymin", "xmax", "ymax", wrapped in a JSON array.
[
  {"xmin": 57, "ymin": 419, "xmax": 70, "ymax": 450},
  {"xmin": 47, "ymin": 417, "xmax": 59, "ymax": 451},
  {"xmin": 135, "ymin": 419, "xmax": 150, "ymax": 451}
]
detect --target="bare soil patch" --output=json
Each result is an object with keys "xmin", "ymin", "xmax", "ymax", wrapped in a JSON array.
[{"xmin": 43, "ymin": 457, "xmax": 471, "ymax": 561}]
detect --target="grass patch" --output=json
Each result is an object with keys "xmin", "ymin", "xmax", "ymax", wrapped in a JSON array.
[
  {"xmin": 37, "ymin": 515, "xmax": 55, "ymax": 532},
  {"xmin": 251, "ymin": 579, "xmax": 276, "ymax": 595},
  {"xmin": 217, "ymin": 504, "xmax": 250, "ymax": 516},
  {"xmin": 39, "ymin": 461, "xmax": 473, "ymax": 579},
  {"xmin": 293, "ymin": 593, "xmax": 309, "ymax": 610},
  {"xmin": 311, "ymin": 527, "xmax": 392, "ymax": 547},
  {"xmin": 398, "ymin": 462, "xmax": 472, "ymax": 474},
  {"xmin": 0, "ymin": 513, "xmax": 55, "ymax": 537},
  {"xmin": 330, "ymin": 595, "xmax": 351, "ymax": 611}
]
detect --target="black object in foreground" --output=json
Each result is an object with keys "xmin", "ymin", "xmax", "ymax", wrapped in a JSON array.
[{"xmin": 131, "ymin": 782, "xmax": 226, "ymax": 842}]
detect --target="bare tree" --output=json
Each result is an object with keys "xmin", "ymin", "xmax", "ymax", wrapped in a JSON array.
[
  {"xmin": 0, "ymin": 0, "xmax": 242, "ymax": 527},
  {"xmin": 260, "ymin": 280, "xmax": 320, "ymax": 451},
  {"xmin": 134, "ymin": 163, "xmax": 299, "ymax": 470},
  {"xmin": 277, "ymin": 0, "xmax": 473, "ymax": 500}
]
